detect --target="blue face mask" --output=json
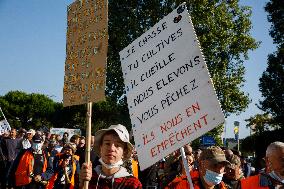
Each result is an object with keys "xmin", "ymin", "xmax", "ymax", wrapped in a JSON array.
[
  {"xmin": 269, "ymin": 171, "xmax": 284, "ymax": 184},
  {"xmin": 204, "ymin": 169, "xmax": 224, "ymax": 186}
]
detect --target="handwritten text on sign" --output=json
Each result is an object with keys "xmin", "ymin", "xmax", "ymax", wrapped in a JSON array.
[
  {"xmin": 63, "ymin": 0, "xmax": 108, "ymax": 107},
  {"xmin": 120, "ymin": 3, "xmax": 225, "ymax": 170}
]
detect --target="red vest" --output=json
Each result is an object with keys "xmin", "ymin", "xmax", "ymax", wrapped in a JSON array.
[
  {"xmin": 165, "ymin": 170, "xmax": 227, "ymax": 189},
  {"xmin": 241, "ymin": 174, "xmax": 269, "ymax": 189}
]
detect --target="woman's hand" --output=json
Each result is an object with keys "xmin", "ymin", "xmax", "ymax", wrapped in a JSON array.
[{"xmin": 79, "ymin": 162, "xmax": 92, "ymax": 188}]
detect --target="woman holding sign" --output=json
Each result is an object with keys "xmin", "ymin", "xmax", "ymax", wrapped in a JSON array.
[{"xmin": 79, "ymin": 124, "xmax": 142, "ymax": 189}]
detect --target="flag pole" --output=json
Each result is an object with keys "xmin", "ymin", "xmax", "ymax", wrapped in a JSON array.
[
  {"xmin": 84, "ymin": 102, "xmax": 92, "ymax": 189},
  {"xmin": 223, "ymin": 120, "xmax": 227, "ymax": 147},
  {"xmin": 180, "ymin": 147, "xmax": 194, "ymax": 188}
]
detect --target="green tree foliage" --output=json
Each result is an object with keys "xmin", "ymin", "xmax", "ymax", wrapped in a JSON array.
[
  {"xmin": 259, "ymin": 0, "xmax": 284, "ymax": 128},
  {"xmin": 0, "ymin": 91, "xmax": 58, "ymax": 129},
  {"xmin": 0, "ymin": 91, "xmax": 130, "ymax": 133},
  {"xmin": 92, "ymin": 97, "xmax": 132, "ymax": 133},
  {"xmin": 106, "ymin": 0, "xmax": 258, "ymax": 138},
  {"xmin": 0, "ymin": 1, "xmax": 259, "ymax": 141},
  {"xmin": 51, "ymin": 103, "xmax": 86, "ymax": 130},
  {"xmin": 265, "ymin": 0, "xmax": 284, "ymax": 46},
  {"xmin": 107, "ymin": 0, "xmax": 258, "ymax": 115},
  {"xmin": 245, "ymin": 113, "xmax": 281, "ymax": 134},
  {"xmin": 241, "ymin": 129, "xmax": 284, "ymax": 169},
  {"xmin": 259, "ymin": 46, "xmax": 284, "ymax": 127},
  {"xmin": 187, "ymin": 0, "xmax": 259, "ymax": 116}
]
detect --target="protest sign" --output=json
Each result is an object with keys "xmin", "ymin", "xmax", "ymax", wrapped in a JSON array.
[
  {"xmin": 0, "ymin": 120, "xmax": 10, "ymax": 135},
  {"xmin": 63, "ymin": 0, "xmax": 108, "ymax": 107},
  {"xmin": 50, "ymin": 128, "xmax": 81, "ymax": 140},
  {"xmin": 63, "ymin": 2, "xmax": 108, "ymax": 188},
  {"xmin": 0, "ymin": 107, "xmax": 11, "ymax": 135},
  {"xmin": 120, "ymin": 3, "xmax": 225, "ymax": 170}
]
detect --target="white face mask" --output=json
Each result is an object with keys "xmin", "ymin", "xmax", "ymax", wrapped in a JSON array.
[{"xmin": 99, "ymin": 158, "xmax": 123, "ymax": 169}]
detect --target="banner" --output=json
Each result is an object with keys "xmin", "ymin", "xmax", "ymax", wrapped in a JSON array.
[
  {"xmin": 63, "ymin": 0, "xmax": 108, "ymax": 106},
  {"xmin": 0, "ymin": 107, "xmax": 11, "ymax": 135},
  {"xmin": 120, "ymin": 3, "xmax": 225, "ymax": 170},
  {"xmin": 50, "ymin": 128, "xmax": 81, "ymax": 140}
]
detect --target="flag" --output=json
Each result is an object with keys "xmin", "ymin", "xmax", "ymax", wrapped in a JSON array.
[
  {"xmin": 0, "ymin": 120, "xmax": 10, "ymax": 135},
  {"xmin": 234, "ymin": 121, "xmax": 239, "ymax": 141},
  {"xmin": 234, "ymin": 126, "xmax": 239, "ymax": 140},
  {"xmin": 234, "ymin": 126, "xmax": 239, "ymax": 134},
  {"xmin": 0, "ymin": 107, "xmax": 11, "ymax": 135}
]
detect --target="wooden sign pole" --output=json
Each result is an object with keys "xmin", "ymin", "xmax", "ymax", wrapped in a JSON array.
[
  {"xmin": 180, "ymin": 147, "xmax": 194, "ymax": 189},
  {"xmin": 84, "ymin": 102, "xmax": 92, "ymax": 189}
]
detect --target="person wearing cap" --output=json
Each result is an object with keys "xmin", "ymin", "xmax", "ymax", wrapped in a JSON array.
[
  {"xmin": 43, "ymin": 142, "xmax": 80, "ymax": 189},
  {"xmin": 79, "ymin": 124, "xmax": 142, "ymax": 189},
  {"xmin": 20, "ymin": 129, "xmax": 36, "ymax": 150},
  {"xmin": 27, "ymin": 129, "xmax": 36, "ymax": 138},
  {"xmin": 11, "ymin": 134, "xmax": 48, "ymax": 189},
  {"xmin": 165, "ymin": 146, "xmax": 229, "ymax": 189},
  {"xmin": 223, "ymin": 154, "xmax": 243, "ymax": 189},
  {"xmin": 24, "ymin": 129, "xmax": 34, "ymax": 149},
  {"xmin": 239, "ymin": 141, "xmax": 284, "ymax": 189}
]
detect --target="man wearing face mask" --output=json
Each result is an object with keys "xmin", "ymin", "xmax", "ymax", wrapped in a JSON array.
[
  {"xmin": 164, "ymin": 146, "xmax": 229, "ymax": 189},
  {"xmin": 12, "ymin": 134, "xmax": 48, "ymax": 189},
  {"xmin": 239, "ymin": 141, "xmax": 284, "ymax": 189},
  {"xmin": 196, "ymin": 146, "xmax": 230, "ymax": 189}
]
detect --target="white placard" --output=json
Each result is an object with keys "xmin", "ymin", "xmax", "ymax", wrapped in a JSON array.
[
  {"xmin": 0, "ymin": 120, "xmax": 11, "ymax": 135},
  {"xmin": 120, "ymin": 3, "xmax": 225, "ymax": 170},
  {"xmin": 50, "ymin": 128, "xmax": 82, "ymax": 140}
]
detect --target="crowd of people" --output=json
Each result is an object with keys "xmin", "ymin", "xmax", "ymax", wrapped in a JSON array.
[{"xmin": 0, "ymin": 124, "xmax": 283, "ymax": 189}]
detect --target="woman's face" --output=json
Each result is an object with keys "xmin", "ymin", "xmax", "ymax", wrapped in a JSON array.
[{"xmin": 100, "ymin": 133, "xmax": 125, "ymax": 164}]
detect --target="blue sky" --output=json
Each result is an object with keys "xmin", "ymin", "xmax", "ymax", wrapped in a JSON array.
[
  {"xmin": 0, "ymin": 0, "xmax": 275, "ymax": 139},
  {"xmin": 226, "ymin": 0, "xmax": 276, "ymax": 139}
]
